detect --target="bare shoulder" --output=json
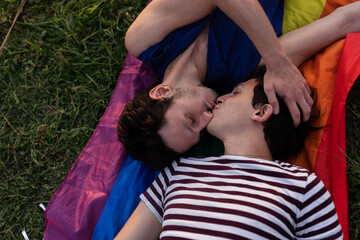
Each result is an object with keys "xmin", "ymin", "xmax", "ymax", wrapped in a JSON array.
[{"xmin": 125, "ymin": 0, "xmax": 214, "ymax": 57}]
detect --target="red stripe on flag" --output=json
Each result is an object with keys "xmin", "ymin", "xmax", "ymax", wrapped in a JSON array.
[{"xmin": 314, "ymin": 33, "xmax": 360, "ymax": 240}]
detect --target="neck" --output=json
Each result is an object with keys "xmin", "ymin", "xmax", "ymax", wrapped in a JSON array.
[
  {"xmin": 163, "ymin": 25, "xmax": 208, "ymax": 86},
  {"xmin": 222, "ymin": 131, "xmax": 273, "ymax": 161},
  {"xmin": 163, "ymin": 50, "xmax": 202, "ymax": 86}
]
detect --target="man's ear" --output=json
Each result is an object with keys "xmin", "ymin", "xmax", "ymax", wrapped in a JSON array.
[
  {"xmin": 251, "ymin": 104, "xmax": 273, "ymax": 123},
  {"xmin": 149, "ymin": 84, "xmax": 172, "ymax": 100}
]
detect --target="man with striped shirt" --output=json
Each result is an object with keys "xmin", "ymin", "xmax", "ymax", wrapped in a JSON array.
[{"xmin": 115, "ymin": 69, "xmax": 343, "ymax": 239}]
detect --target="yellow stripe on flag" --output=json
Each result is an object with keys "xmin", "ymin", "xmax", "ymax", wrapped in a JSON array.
[{"xmin": 283, "ymin": 0, "xmax": 326, "ymax": 34}]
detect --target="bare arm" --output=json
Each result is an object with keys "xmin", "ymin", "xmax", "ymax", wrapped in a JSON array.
[
  {"xmin": 254, "ymin": 1, "xmax": 360, "ymax": 123},
  {"xmin": 215, "ymin": 0, "xmax": 360, "ymax": 125},
  {"xmin": 126, "ymin": 0, "xmax": 315, "ymax": 126},
  {"xmin": 114, "ymin": 201, "xmax": 161, "ymax": 240},
  {"xmin": 126, "ymin": 0, "xmax": 288, "ymax": 61},
  {"xmin": 271, "ymin": 3, "xmax": 360, "ymax": 68},
  {"xmin": 211, "ymin": 0, "xmax": 314, "ymax": 125},
  {"xmin": 125, "ymin": 0, "xmax": 215, "ymax": 57}
]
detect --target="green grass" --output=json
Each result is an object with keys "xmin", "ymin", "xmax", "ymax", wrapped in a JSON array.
[
  {"xmin": 0, "ymin": 0, "xmax": 359, "ymax": 239},
  {"xmin": 346, "ymin": 76, "xmax": 360, "ymax": 240},
  {"xmin": 0, "ymin": 0, "xmax": 146, "ymax": 239}
]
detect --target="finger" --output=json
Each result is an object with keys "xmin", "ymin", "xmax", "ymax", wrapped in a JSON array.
[
  {"xmin": 301, "ymin": 76, "xmax": 311, "ymax": 94},
  {"xmin": 305, "ymin": 81, "xmax": 311, "ymax": 94},
  {"xmin": 294, "ymin": 69, "xmax": 311, "ymax": 94},
  {"xmin": 303, "ymin": 88, "xmax": 314, "ymax": 107},
  {"xmin": 296, "ymin": 95, "xmax": 312, "ymax": 122},
  {"xmin": 285, "ymin": 99, "xmax": 301, "ymax": 127},
  {"xmin": 264, "ymin": 87, "xmax": 279, "ymax": 114}
]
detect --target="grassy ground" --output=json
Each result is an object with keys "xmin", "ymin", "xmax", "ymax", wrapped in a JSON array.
[
  {"xmin": 0, "ymin": 0, "xmax": 359, "ymax": 239},
  {"xmin": 0, "ymin": 0, "xmax": 146, "ymax": 239},
  {"xmin": 346, "ymin": 76, "xmax": 360, "ymax": 239}
]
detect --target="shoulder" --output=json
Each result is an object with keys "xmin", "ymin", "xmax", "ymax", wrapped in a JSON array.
[
  {"xmin": 274, "ymin": 160, "xmax": 311, "ymax": 176},
  {"xmin": 270, "ymin": 161, "xmax": 313, "ymax": 191}
]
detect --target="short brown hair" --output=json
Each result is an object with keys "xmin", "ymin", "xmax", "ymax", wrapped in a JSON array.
[
  {"xmin": 249, "ymin": 66, "xmax": 318, "ymax": 160},
  {"xmin": 117, "ymin": 84, "xmax": 179, "ymax": 169}
]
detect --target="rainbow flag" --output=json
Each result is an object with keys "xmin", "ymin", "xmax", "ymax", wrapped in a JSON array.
[{"xmin": 43, "ymin": 0, "xmax": 359, "ymax": 239}]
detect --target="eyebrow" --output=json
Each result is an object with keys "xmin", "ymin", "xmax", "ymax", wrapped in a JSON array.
[
  {"xmin": 182, "ymin": 119, "xmax": 195, "ymax": 133},
  {"xmin": 236, "ymin": 83, "xmax": 246, "ymax": 89}
]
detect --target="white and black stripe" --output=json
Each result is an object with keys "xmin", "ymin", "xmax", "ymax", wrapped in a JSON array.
[{"xmin": 140, "ymin": 155, "xmax": 342, "ymax": 239}]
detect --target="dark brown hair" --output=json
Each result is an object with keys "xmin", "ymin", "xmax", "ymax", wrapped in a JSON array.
[
  {"xmin": 249, "ymin": 66, "xmax": 318, "ymax": 160},
  {"xmin": 117, "ymin": 84, "xmax": 179, "ymax": 169}
]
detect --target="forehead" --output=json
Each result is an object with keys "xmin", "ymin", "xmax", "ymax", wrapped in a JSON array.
[{"xmin": 234, "ymin": 78, "xmax": 258, "ymax": 90}]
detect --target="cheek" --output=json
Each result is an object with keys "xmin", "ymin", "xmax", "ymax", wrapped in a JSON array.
[{"xmin": 189, "ymin": 100, "xmax": 205, "ymax": 113}]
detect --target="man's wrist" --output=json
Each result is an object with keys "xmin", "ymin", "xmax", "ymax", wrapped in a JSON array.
[{"xmin": 264, "ymin": 52, "xmax": 292, "ymax": 72}]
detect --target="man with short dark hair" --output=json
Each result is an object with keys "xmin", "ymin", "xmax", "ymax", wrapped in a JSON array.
[
  {"xmin": 114, "ymin": 69, "xmax": 343, "ymax": 239},
  {"xmin": 118, "ymin": 0, "xmax": 360, "ymax": 169},
  {"xmin": 117, "ymin": 0, "xmax": 312, "ymax": 168}
]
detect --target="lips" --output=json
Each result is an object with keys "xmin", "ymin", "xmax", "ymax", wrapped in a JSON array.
[
  {"xmin": 206, "ymin": 101, "xmax": 216, "ymax": 111},
  {"xmin": 208, "ymin": 102, "xmax": 216, "ymax": 109}
]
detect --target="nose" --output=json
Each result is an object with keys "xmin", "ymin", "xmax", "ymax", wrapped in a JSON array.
[{"xmin": 216, "ymin": 93, "xmax": 231, "ymax": 104}]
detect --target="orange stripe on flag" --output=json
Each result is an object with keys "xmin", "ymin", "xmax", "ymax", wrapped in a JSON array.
[{"xmin": 287, "ymin": 40, "xmax": 345, "ymax": 171}]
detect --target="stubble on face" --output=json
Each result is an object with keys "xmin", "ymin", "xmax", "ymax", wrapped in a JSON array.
[{"xmin": 159, "ymin": 85, "xmax": 218, "ymax": 153}]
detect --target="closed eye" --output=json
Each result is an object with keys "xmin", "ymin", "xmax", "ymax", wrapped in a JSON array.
[
  {"xmin": 187, "ymin": 115, "xmax": 195, "ymax": 125},
  {"xmin": 233, "ymin": 83, "xmax": 245, "ymax": 94},
  {"xmin": 183, "ymin": 118, "xmax": 195, "ymax": 133}
]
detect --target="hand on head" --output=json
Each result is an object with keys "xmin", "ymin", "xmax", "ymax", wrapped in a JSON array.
[{"xmin": 264, "ymin": 56, "xmax": 313, "ymax": 127}]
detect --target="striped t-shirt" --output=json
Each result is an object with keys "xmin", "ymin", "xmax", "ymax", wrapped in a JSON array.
[{"xmin": 141, "ymin": 155, "xmax": 343, "ymax": 240}]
